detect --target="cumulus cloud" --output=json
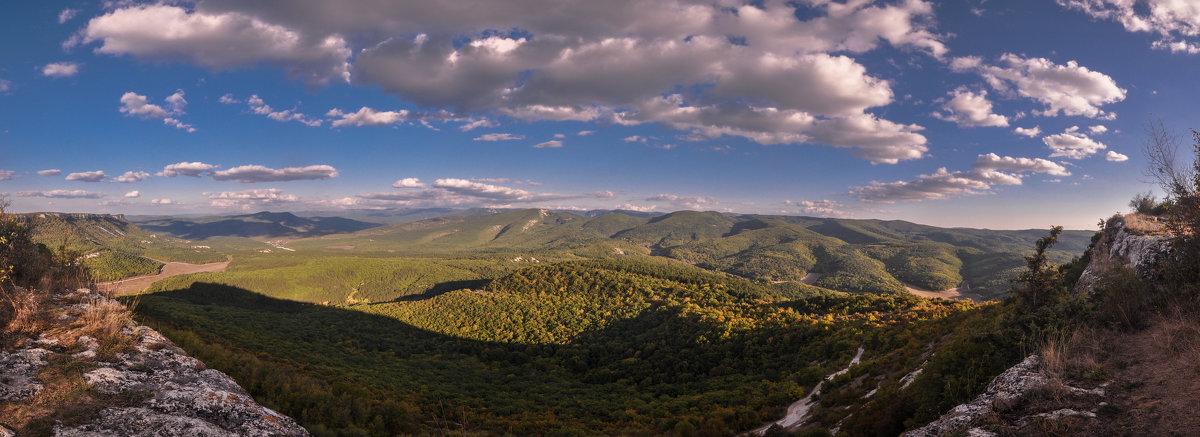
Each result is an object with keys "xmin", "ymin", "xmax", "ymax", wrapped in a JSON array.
[
  {"xmin": 210, "ymin": 164, "xmax": 338, "ymax": 183},
  {"xmin": 37, "ymin": 169, "xmax": 61, "ymax": 176},
  {"xmin": 17, "ymin": 190, "xmax": 105, "ymax": 199},
  {"xmin": 644, "ymin": 194, "xmax": 718, "ymax": 210},
  {"xmin": 474, "ymin": 133, "xmax": 524, "ymax": 141},
  {"xmin": 392, "ymin": 177, "xmax": 424, "ymax": 188},
  {"xmin": 0, "ymin": 78, "xmax": 10, "ymax": 93},
  {"xmin": 77, "ymin": 0, "xmax": 949, "ymax": 162},
  {"xmin": 933, "ymin": 87, "xmax": 1008, "ymax": 127},
  {"xmin": 1106, "ymin": 151, "xmax": 1130, "ymax": 162},
  {"xmin": 433, "ymin": 178, "xmax": 564, "ymax": 202},
  {"xmin": 124, "ymin": 190, "xmax": 140, "ymax": 198},
  {"xmin": 532, "ymin": 140, "xmax": 563, "ymax": 149},
  {"xmin": 952, "ymin": 53, "xmax": 1125, "ymax": 119},
  {"xmin": 853, "ymin": 152, "xmax": 1075, "ymax": 203},
  {"xmin": 159, "ymin": 161, "xmax": 216, "ymax": 177},
  {"xmin": 58, "ymin": 8, "xmax": 79, "ymax": 24},
  {"xmin": 81, "ymin": 4, "xmax": 351, "ymax": 85},
  {"xmin": 119, "ymin": 91, "xmax": 195, "ymax": 132},
  {"xmin": 0, "ymin": 170, "xmax": 15, "ymax": 181},
  {"xmin": 42, "ymin": 62, "xmax": 80, "ymax": 77},
  {"xmin": 577, "ymin": 130, "xmax": 595, "ymax": 136},
  {"xmin": 1060, "ymin": 0, "xmax": 1200, "ymax": 55},
  {"xmin": 1013, "ymin": 126, "xmax": 1042, "ymax": 137},
  {"xmin": 218, "ymin": 93, "xmax": 240, "ymax": 104},
  {"xmin": 1089, "ymin": 124, "xmax": 1108, "ymax": 134},
  {"xmin": 151, "ymin": 198, "xmax": 177, "ymax": 205},
  {"xmin": 115, "ymin": 171, "xmax": 151, "ymax": 183},
  {"xmin": 972, "ymin": 153, "xmax": 1071, "ymax": 176},
  {"xmin": 65, "ymin": 170, "xmax": 106, "ymax": 182},
  {"xmin": 784, "ymin": 199, "xmax": 850, "ymax": 217},
  {"xmin": 205, "ymin": 188, "xmax": 299, "ymax": 209},
  {"xmin": 244, "ymin": 95, "xmax": 322, "ymax": 126},
  {"xmin": 1043, "ymin": 126, "xmax": 1108, "ymax": 159}
]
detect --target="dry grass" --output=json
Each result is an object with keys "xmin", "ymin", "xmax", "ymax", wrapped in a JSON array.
[
  {"xmin": 1040, "ymin": 327, "xmax": 1106, "ymax": 383},
  {"xmin": 1, "ymin": 285, "xmax": 50, "ymax": 343},
  {"xmin": 1121, "ymin": 213, "xmax": 1170, "ymax": 236}
]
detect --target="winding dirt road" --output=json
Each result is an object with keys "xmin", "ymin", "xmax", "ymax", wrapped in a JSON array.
[
  {"xmin": 98, "ymin": 260, "xmax": 229, "ymax": 296},
  {"xmin": 903, "ymin": 283, "xmax": 985, "ymax": 302}
]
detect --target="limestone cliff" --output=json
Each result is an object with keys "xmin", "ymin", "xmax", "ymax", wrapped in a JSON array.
[
  {"xmin": 1074, "ymin": 216, "xmax": 1171, "ymax": 295},
  {"xmin": 0, "ymin": 288, "xmax": 308, "ymax": 436}
]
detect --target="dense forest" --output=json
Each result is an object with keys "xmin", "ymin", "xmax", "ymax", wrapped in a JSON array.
[{"xmin": 17, "ymin": 209, "xmax": 1102, "ymax": 435}]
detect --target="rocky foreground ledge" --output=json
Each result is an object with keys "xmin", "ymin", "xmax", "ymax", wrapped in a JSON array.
[{"xmin": 0, "ymin": 288, "xmax": 308, "ymax": 436}]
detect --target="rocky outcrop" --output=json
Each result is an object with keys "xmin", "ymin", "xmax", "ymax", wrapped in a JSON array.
[
  {"xmin": 1074, "ymin": 217, "xmax": 1172, "ymax": 295},
  {"xmin": 0, "ymin": 288, "xmax": 308, "ymax": 436},
  {"xmin": 902, "ymin": 355, "xmax": 1048, "ymax": 437}
]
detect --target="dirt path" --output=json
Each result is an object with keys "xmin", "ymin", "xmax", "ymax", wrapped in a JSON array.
[
  {"xmin": 97, "ymin": 260, "xmax": 229, "ymax": 296},
  {"xmin": 751, "ymin": 346, "xmax": 864, "ymax": 435}
]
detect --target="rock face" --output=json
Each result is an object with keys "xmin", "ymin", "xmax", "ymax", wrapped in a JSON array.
[
  {"xmin": 1, "ymin": 289, "xmax": 309, "ymax": 437},
  {"xmin": 902, "ymin": 355, "xmax": 1048, "ymax": 437},
  {"xmin": 1074, "ymin": 218, "xmax": 1172, "ymax": 295}
]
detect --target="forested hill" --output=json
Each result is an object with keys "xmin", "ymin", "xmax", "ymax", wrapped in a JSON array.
[
  {"xmin": 286, "ymin": 209, "xmax": 1093, "ymax": 300},
  {"xmin": 131, "ymin": 211, "xmax": 380, "ymax": 239},
  {"xmin": 18, "ymin": 212, "xmax": 225, "ymax": 282}
]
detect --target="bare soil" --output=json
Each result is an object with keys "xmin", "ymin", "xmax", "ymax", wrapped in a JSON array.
[{"xmin": 97, "ymin": 260, "xmax": 229, "ymax": 296}]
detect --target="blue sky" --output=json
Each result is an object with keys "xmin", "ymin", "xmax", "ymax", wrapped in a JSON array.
[{"xmin": 1, "ymin": 0, "xmax": 1197, "ymax": 229}]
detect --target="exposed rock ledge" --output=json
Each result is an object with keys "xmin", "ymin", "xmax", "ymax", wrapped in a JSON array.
[
  {"xmin": 901, "ymin": 355, "xmax": 1047, "ymax": 437},
  {"xmin": 0, "ymin": 288, "xmax": 308, "ymax": 436},
  {"xmin": 1074, "ymin": 217, "xmax": 1171, "ymax": 295}
]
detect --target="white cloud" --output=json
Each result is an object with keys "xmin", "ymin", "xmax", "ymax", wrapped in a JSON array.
[
  {"xmin": 42, "ymin": 62, "xmax": 80, "ymax": 77},
  {"xmin": 81, "ymin": 4, "xmax": 351, "ymax": 85},
  {"xmin": 623, "ymin": 135, "xmax": 647, "ymax": 143},
  {"xmin": 577, "ymin": 130, "xmax": 595, "ymax": 136},
  {"xmin": 783, "ymin": 199, "xmax": 849, "ymax": 217},
  {"xmin": 0, "ymin": 78, "xmax": 10, "ymax": 93},
  {"xmin": 76, "ymin": 1, "xmax": 951, "ymax": 162},
  {"xmin": 645, "ymin": 194, "xmax": 718, "ymax": 210},
  {"xmin": 1089, "ymin": 124, "xmax": 1108, "ymax": 134},
  {"xmin": 115, "ymin": 171, "xmax": 151, "ymax": 183},
  {"xmin": 58, "ymin": 8, "xmax": 79, "ymax": 24},
  {"xmin": 851, "ymin": 168, "xmax": 993, "ymax": 203},
  {"xmin": 0, "ymin": 170, "xmax": 14, "ymax": 181},
  {"xmin": 433, "ymin": 178, "xmax": 563, "ymax": 202},
  {"xmin": 245, "ymin": 95, "xmax": 321, "ymax": 127},
  {"xmin": 159, "ymin": 161, "xmax": 216, "ymax": 177},
  {"xmin": 553, "ymin": 133, "xmax": 566, "ymax": 139},
  {"xmin": 219, "ymin": 93, "xmax": 240, "ymax": 104},
  {"xmin": 457, "ymin": 118, "xmax": 497, "ymax": 131},
  {"xmin": 1042, "ymin": 127, "xmax": 1108, "ymax": 159},
  {"xmin": 37, "ymin": 169, "xmax": 61, "ymax": 176},
  {"xmin": 853, "ymin": 152, "xmax": 1076, "ymax": 203},
  {"xmin": 952, "ymin": 53, "xmax": 1126, "ymax": 119},
  {"xmin": 1060, "ymin": 0, "xmax": 1200, "ymax": 55},
  {"xmin": 151, "ymin": 198, "xmax": 177, "ymax": 205},
  {"xmin": 1013, "ymin": 126, "xmax": 1042, "ymax": 137},
  {"xmin": 533, "ymin": 140, "xmax": 563, "ymax": 149},
  {"xmin": 933, "ymin": 87, "xmax": 1008, "ymax": 127},
  {"xmin": 1106, "ymin": 151, "xmax": 1130, "ymax": 162},
  {"xmin": 205, "ymin": 188, "xmax": 299, "ymax": 209},
  {"xmin": 392, "ymin": 177, "xmax": 424, "ymax": 188},
  {"xmin": 972, "ymin": 153, "xmax": 1071, "ymax": 176},
  {"xmin": 326, "ymin": 106, "xmax": 412, "ymax": 127},
  {"xmin": 474, "ymin": 133, "xmax": 524, "ymax": 141},
  {"xmin": 119, "ymin": 91, "xmax": 195, "ymax": 132},
  {"xmin": 65, "ymin": 170, "xmax": 106, "ymax": 182},
  {"xmin": 124, "ymin": 190, "xmax": 140, "ymax": 198},
  {"xmin": 210, "ymin": 164, "xmax": 339, "ymax": 183},
  {"xmin": 17, "ymin": 190, "xmax": 105, "ymax": 199}
]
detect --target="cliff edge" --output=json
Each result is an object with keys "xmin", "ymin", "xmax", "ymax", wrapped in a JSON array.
[{"xmin": 0, "ymin": 287, "xmax": 309, "ymax": 436}]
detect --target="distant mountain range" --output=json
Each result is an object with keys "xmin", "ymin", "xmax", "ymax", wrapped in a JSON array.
[
  {"xmin": 286, "ymin": 208, "xmax": 1094, "ymax": 299},
  {"xmin": 131, "ymin": 211, "xmax": 381, "ymax": 239}
]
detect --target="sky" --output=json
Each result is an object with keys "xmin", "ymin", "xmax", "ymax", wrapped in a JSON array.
[{"xmin": 2, "ymin": 0, "xmax": 1198, "ymax": 229}]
